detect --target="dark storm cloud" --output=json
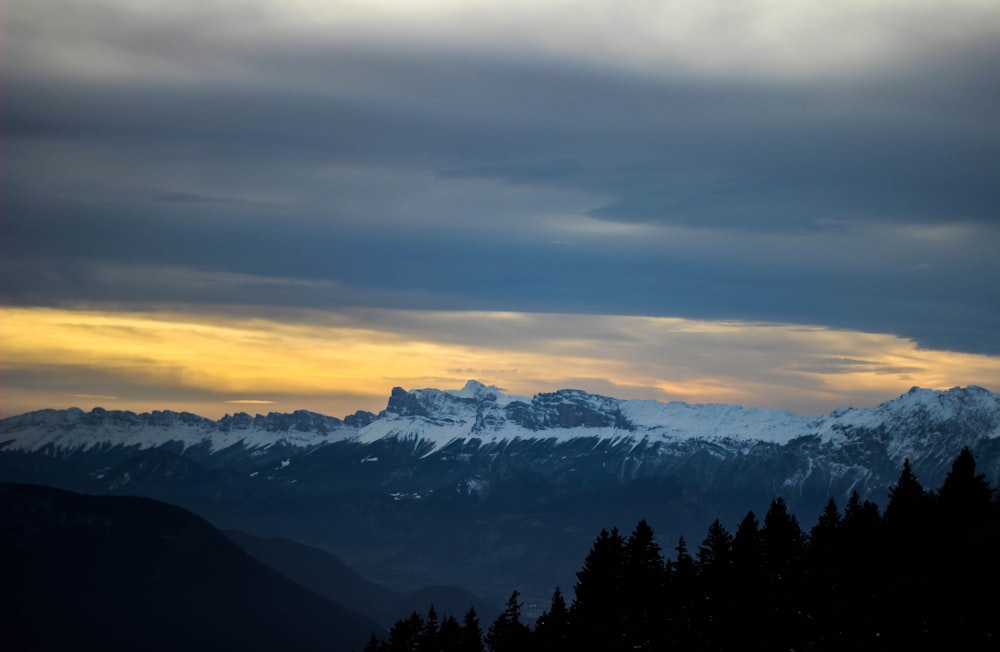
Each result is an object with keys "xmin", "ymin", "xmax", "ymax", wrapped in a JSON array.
[{"xmin": 4, "ymin": 4, "xmax": 999, "ymax": 356}]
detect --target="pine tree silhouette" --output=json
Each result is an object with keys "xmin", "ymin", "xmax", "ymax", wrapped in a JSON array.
[
  {"xmin": 485, "ymin": 591, "xmax": 531, "ymax": 652},
  {"xmin": 460, "ymin": 608, "xmax": 485, "ymax": 652},
  {"xmin": 696, "ymin": 519, "xmax": 734, "ymax": 651},
  {"xmin": 883, "ymin": 459, "xmax": 936, "ymax": 645},
  {"xmin": 928, "ymin": 447, "xmax": 998, "ymax": 646},
  {"xmin": 664, "ymin": 537, "xmax": 697, "ymax": 648},
  {"xmin": 363, "ymin": 631, "xmax": 383, "ymax": 652},
  {"xmin": 808, "ymin": 497, "xmax": 845, "ymax": 649},
  {"xmin": 760, "ymin": 497, "xmax": 807, "ymax": 649},
  {"xmin": 533, "ymin": 586, "xmax": 569, "ymax": 652},
  {"xmin": 883, "ymin": 458, "xmax": 930, "ymax": 532},
  {"xmin": 731, "ymin": 510, "xmax": 763, "ymax": 574},
  {"xmin": 438, "ymin": 614, "xmax": 464, "ymax": 652},
  {"xmin": 839, "ymin": 490, "xmax": 882, "ymax": 646},
  {"xmin": 569, "ymin": 527, "xmax": 626, "ymax": 651},
  {"xmin": 696, "ymin": 518, "xmax": 733, "ymax": 574},
  {"xmin": 937, "ymin": 446, "xmax": 994, "ymax": 529},
  {"xmin": 418, "ymin": 605, "xmax": 439, "ymax": 651},
  {"xmin": 386, "ymin": 611, "xmax": 425, "ymax": 652},
  {"xmin": 621, "ymin": 520, "xmax": 667, "ymax": 650}
]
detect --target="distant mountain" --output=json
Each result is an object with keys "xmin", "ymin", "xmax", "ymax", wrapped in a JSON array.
[
  {"xmin": 0, "ymin": 483, "xmax": 382, "ymax": 652},
  {"xmin": 3, "ymin": 382, "xmax": 999, "ymax": 610},
  {"xmin": 224, "ymin": 530, "xmax": 500, "ymax": 628}
]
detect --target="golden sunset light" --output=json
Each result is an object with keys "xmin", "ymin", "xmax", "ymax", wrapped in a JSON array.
[{"xmin": 4, "ymin": 306, "xmax": 997, "ymax": 419}]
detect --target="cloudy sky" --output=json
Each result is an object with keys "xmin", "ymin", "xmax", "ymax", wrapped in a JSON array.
[{"xmin": 4, "ymin": 0, "xmax": 999, "ymax": 419}]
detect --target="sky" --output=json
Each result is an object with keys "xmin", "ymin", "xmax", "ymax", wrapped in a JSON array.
[{"xmin": 3, "ymin": 0, "xmax": 999, "ymax": 419}]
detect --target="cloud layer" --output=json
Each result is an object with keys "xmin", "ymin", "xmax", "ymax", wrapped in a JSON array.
[{"xmin": 3, "ymin": 1, "xmax": 999, "ymax": 415}]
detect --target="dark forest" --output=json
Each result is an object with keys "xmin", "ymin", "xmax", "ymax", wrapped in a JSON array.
[{"xmin": 366, "ymin": 448, "xmax": 998, "ymax": 651}]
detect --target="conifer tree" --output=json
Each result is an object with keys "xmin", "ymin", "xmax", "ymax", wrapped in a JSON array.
[
  {"xmin": 533, "ymin": 586, "xmax": 570, "ymax": 652},
  {"xmin": 622, "ymin": 520, "xmax": 667, "ymax": 650},
  {"xmin": 807, "ymin": 497, "xmax": 846, "ymax": 649},
  {"xmin": 625, "ymin": 520, "xmax": 665, "ymax": 578},
  {"xmin": 669, "ymin": 536, "xmax": 696, "ymax": 582},
  {"xmin": 460, "ymin": 608, "xmax": 485, "ymax": 652},
  {"xmin": 696, "ymin": 518, "xmax": 733, "ymax": 575},
  {"xmin": 808, "ymin": 497, "xmax": 843, "ymax": 576},
  {"xmin": 842, "ymin": 489, "xmax": 880, "ymax": 531},
  {"xmin": 387, "ymin": 612, "xmax": 425, "ymax": 652},
  {"xmin": 761, "ymin": 497, "xmax": 806, "ymax": 578},
  {"xmin": 883, "ymin": 459, "xmax": 936, "ymax": 644},
  {"xmin": 485, "ymin": 591, "xmax": 531, "ymax": 652},
  {"xmin": 696, "ymin": 519, "xmax": 734, "ymax": 650},
  {"xmin": 838, "ymin": 490, "xmax": 882, "ymax": 645},
  {"xmin": 841, "ymin": 489, "xmax": 882, "ymax": 560},
  {"xmin": 419, "ymin": 605, "xmax": 439, "ymax": 652},
  {"xmin": 810, "ymin": 497, "xmax": 842, "ymax": 550},
  {"xmin": 663, "ymin": 537, "xmax": 697, "ymax": 648},
  {"xmin": 883, "ymin": 458, "xmax": 930, "ymax": 532},
  {"xmin": 363, "ymin": 631, "xmax": 384, "ymax": 652},
  {"xmin": 928, "ymin": 448, "xmax": 997, "ymax": 646},
  {"xmin": 727, "ymin": 508, "xmax": 766, "ymax": 645},
  {"xmin": 760, "ymin": 497, "xmax": 808, "ymax": 649},
  {"xmin": 731, "ymin": 510, "xmax": 763, "ymax": 574},
  {"xmin": 569, "ymin": 527, "xmax": 626, "ymax": 651},
  {"xmin": 438, "ymin": 614, "xmax": 463, "ymax": 652},
  {"xmin": 937, "ymin": 447, "xmax": 993, "ymax": 525}
]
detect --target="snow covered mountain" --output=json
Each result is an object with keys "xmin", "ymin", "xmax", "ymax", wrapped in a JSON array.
[
  {"xmin": 3, "ymin": 381, "xmax": 999, "ymax": 608},
  {"xmin": 3, "ymin": 381, "xmax": 998, "ymax": 489}
]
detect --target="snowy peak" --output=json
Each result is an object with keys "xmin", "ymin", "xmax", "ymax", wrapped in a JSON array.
[
  {"xmin": 383, "ymin": 386, "xmax": 474, "ymax": 420},
  {"xmin": 378, "ymin": 383, "xmax": 631, "ymax": 435},
  {"xmin": 2, "ymin": 382, "xmax": 998, "ymax": 459},
  {"xmin": 383, "ymin": 381, "xmax": 520, "ymax": 418},
  {"xmin": 893, "ymin": 384, "xmax": 998, "ymax": 415},
  {"xmin": 448, "ymin": 379, "xmax": 510, "ymax": 401},
  {"xmin": 821, "ymin": 385, "xmax": 1000, "ymax": 433}
]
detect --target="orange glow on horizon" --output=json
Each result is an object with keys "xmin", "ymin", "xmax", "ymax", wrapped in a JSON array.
[{"xmin": 2, "ymin": 306, "xmax": 998, "ymax": 419}]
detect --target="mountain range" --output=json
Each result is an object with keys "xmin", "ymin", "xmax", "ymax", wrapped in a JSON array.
[{"xmin": 3, "ymin": 381, "xmax": 999, "ymax": 612}]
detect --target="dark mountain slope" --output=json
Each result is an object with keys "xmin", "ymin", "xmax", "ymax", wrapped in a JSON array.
[
  {"xmin": 0, "ymin": 483, "xmax": 382, "ymax": 652},
  {"xmin": 224, "ymin": 530, "xmax": 499, "ymax": 628}
]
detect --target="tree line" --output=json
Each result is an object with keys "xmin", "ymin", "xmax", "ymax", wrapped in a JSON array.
[{"xmin": 365, "ymin": 448, "xmax": 999, "ymax": 650}]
